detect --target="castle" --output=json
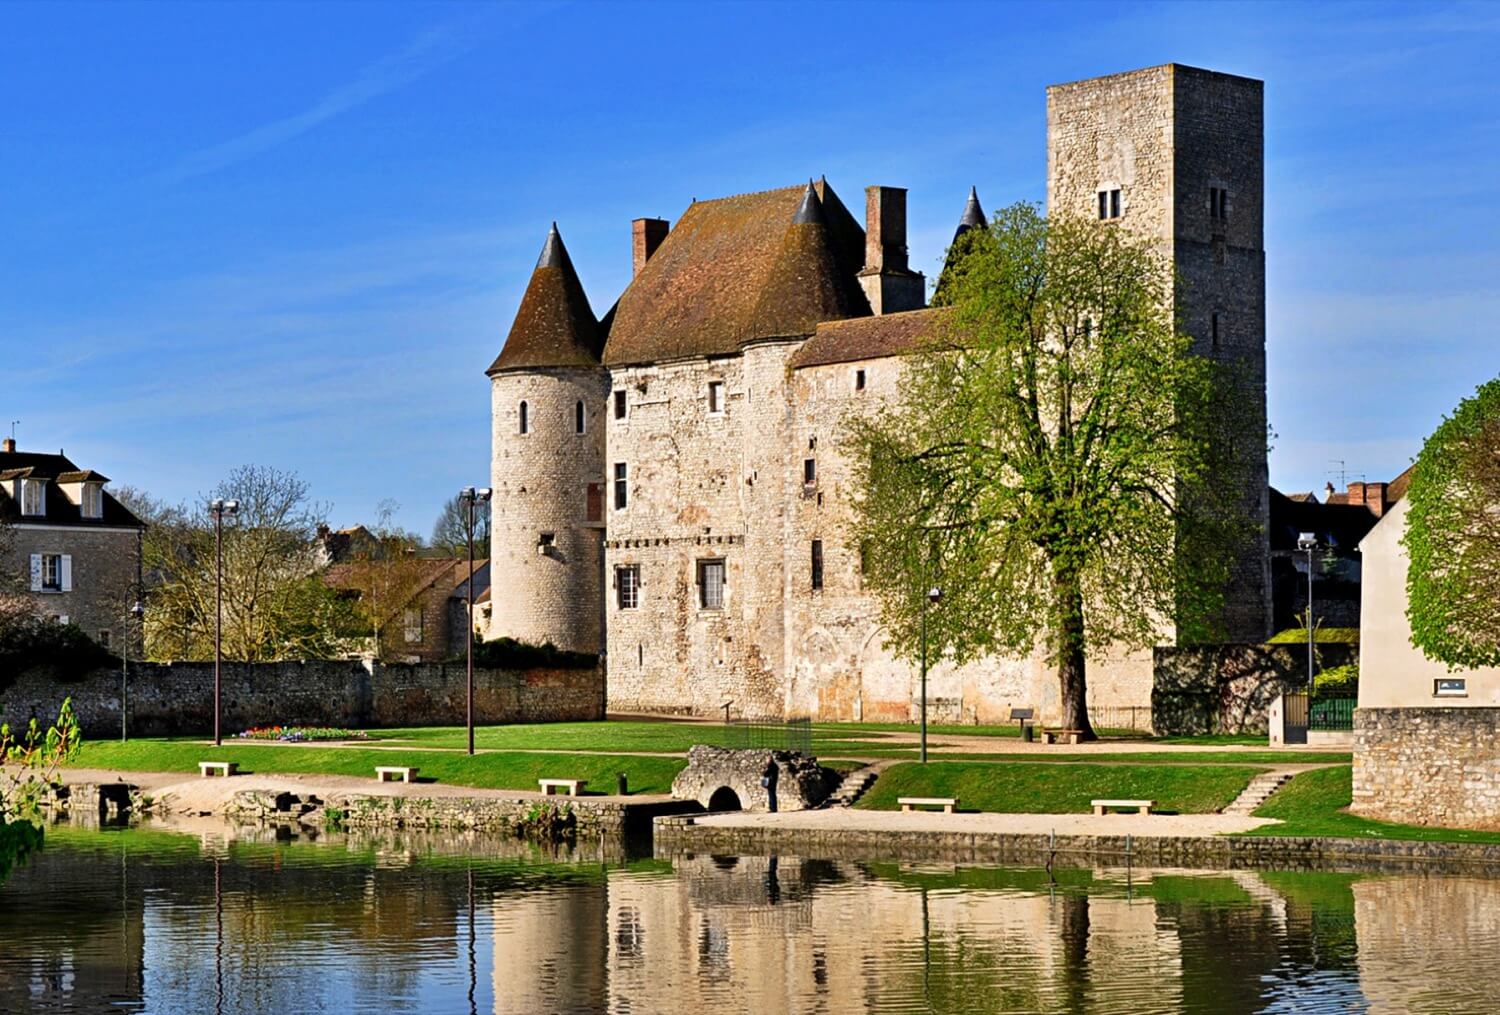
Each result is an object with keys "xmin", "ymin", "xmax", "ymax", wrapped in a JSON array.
[{"xmin": 485, "ymin": 64, "xmax": 1270, "ymax": 724}]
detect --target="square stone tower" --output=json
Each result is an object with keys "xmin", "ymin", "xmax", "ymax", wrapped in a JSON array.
[{"xmin": 1047, "ymin": 64, "xmax": 1271, "ymax": 642}]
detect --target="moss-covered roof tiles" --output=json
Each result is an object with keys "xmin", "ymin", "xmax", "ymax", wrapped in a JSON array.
[
  {"xmin": 790, "ymin": 307, "xmax": 949, "ymax": 369},
  {"xmin": 602, "ymin": 179, "xmax": 870, "ymax": 366},
  {"xmin": 487, "ymin": 224, "xmax": 603, "ymax": 375}
]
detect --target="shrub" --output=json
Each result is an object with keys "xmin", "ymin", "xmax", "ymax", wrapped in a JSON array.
[
  {"xmin": 1313, "ymin": 663, "xmax": 1358, "ymax": 700},
  {"xmin": 0, "ymin": 610, "xmax": 115, "ymax": 692},
  {"xmin": 466, "ymin": 637, "xmax": 597, "ymax": 670}
]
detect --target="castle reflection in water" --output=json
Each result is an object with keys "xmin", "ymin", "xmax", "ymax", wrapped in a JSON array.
[{"xmin": 1, "ymin": 827, "xmax": 1497, "ymax": 1014}]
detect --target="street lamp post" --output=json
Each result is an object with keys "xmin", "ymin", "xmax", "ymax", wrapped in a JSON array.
[
  {"xmin": 459, "ymin": 486, "xmax": 492, "ymax": 756},
  {"xmin": 1297, "ymin": 532, "xmax": 1317, "ymax": 694},
  {"xmin": 920, "ymin": 586, "xmax": 942, "ymax": 764},
  {"xmin": 121, "ymin": 600, "xmax": 143, "ymax": 742},
  {"xmin": 210, "ymin": 499, "xmax": 239, "ymax": 747}
]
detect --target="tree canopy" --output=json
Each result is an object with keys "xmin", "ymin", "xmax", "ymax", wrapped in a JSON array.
[
  {"xmin": 845, "ymin": 203, "xmax": 1252, "ymax": 739},
  {"xmin": 431, "ymin": 493, "xmax": 490, "ymax": 558},
  {"xmin": 1403, "ymin": 376, "xmax": 1500, "ymax": 669}
]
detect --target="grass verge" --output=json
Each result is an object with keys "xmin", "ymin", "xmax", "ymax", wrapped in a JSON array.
[
  {"xmin": 856, "ymin": 761, "xmax": 1261, "ymax": 814},
  {"xmin": 69, "ymin": 739, "xmax": 686, "ymax": 796},
  {"xmin": 1240, "ymin": 766, "xmax": 1500, "ymax": 844}
]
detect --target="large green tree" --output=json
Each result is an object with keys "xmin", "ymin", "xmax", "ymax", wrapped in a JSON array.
[
  {"xmin": 846, "ymin": 204, "xmax": 1252, "ymax": 739},
  {"xmin": 1403, "ymin": 376, "xmax": 1500, "ymax": 669}
]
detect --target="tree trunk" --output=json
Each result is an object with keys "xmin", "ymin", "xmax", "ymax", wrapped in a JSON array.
[{"xmin": 1053, "ymin": 564, "xmax": 1097, "ymax": 741}]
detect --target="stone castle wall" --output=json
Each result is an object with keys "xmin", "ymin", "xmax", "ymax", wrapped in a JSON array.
[
  {"xmin": 489, "ymin": 366, "xmax": 609, "ymax": 653},
  {"xmin": 0, "ymin": 660, "xmax": 604, "ymax": 738},
  {"xmin": 1352, "ymin": 708, "xmax": 1500, "ymax": 830},
  {"xmin": 1151, "ymin": 643, "xmax": 1355, "ymax": 735}
]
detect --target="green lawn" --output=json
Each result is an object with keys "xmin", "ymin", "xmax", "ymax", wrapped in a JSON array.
[
  {"xmin": 914, "ymin": 751, "xmax": 1352, "ymax": 766},
  {"xmin": 365, "ymin": 720, "xmax": 901, "ymax": 754},
  {"xmin": 856, "ymin": 761, "xmax": 1262, "ymax": 814},
  {"xmin": 1241, "ymin": 766, "xmax": 1500, "ymax": 844},
  {"xmin": 70, "ymin": 739, "xmax": 686, "ymax": 795}
]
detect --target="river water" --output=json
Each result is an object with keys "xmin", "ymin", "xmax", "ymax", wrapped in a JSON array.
[{"xmin": 1, "ymin": 822, "xmax": 1496, "ymax": 1014}]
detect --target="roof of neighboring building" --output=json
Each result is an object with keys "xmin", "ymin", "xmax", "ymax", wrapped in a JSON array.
[
  {"xmin": 791, "ymin": 306, "xmax": 949, "ymax": 369},
  {"xmin": 1268, "ymin": 487, "xmax": 1381, "ymax": 553},
  {"xmin": 324, "ymin": 557, "xmax": 482, "ymax": 624},
  {"xmin": 0, "ymin": 448, "xmax": 143, "ymax": 529},
  {"xmin": 1386, "ymin": 464, "xmax": 1414, "ymax": 502},
  {"xmin": 487, "ymin": 224, "xmax": 604, "ymax": 375},
  {"xmin": 602, "ymin": 178, "xmax": 870, "ymax": 366}
]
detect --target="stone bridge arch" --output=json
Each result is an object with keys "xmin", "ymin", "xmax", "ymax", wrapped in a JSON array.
[{"xmin": 670, "ymin": 746, "xmax": 837, "ymax": 812}]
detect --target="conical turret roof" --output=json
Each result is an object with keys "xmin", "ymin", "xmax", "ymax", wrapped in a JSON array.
[
  {"xmin": 954, "ymin": 186, "xmax": 986, "ymax": 239},
  {"xmin": 744, "ymin": 183, "xmax": 855, "ymax": 342},
  {"xmin": 933, "ymin": 187, "xmax": 993, "ymax": 306},
  {"xmin": 487, "ymin": 224, "xmax": 603, "ymax": 375}
]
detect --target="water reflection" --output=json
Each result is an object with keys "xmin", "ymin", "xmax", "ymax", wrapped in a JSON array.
[{"xmin": 1, "ymin": 820, "xmax": 1497, "ymax": 1013}]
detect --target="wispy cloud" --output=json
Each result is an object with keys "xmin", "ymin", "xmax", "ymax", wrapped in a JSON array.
[{"xmin": 157, "ymin": 22, "xmax": 475, "ymax": 185}]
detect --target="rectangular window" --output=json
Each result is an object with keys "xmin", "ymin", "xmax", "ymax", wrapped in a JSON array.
[
  {"xmin": 586, "ymin": 482, "xmax": 603, "ymax": 523},
  {"xmin": 858, "ymin": 540, "xmax": 871, "ymax": 576},
  {"xmin": 403, "ymin": 607, "xmax": 423, "ymax": 644},
  {"xmin": 99, "ymin": 629, "xmax": 111, "ymax": 649},
  {"xmin": 614, "ymin": 463, "xmax": 628, "ymax": 510},
  {"xmin": 1210, "ymin": 186, "xmax": 1229, "ymax": 221},
  {"xmin": 698, "ymin": 559, "xmax": 725, "ymax": 610},
  {"xmin": 854, "ymin": 369, "xmax": 866, "ymax": 391},
  {"xmin": 616, "ymin": 565, "xmax": 641, "ymax": 610},
  {"xmin": 810, "ymin": 540, "xmax": 824, "ymax": 591},
  {"xmin": 613, "ymin": 390, "xmax": 627, "ymax": 420},
  {"xmin": 82, "ymin": 484, "xmax": 102, "ymax": 519},
  {"xmin": 708, "ymin": 380, "xmax": 725, "ymax": 414},
  {"xmin": 21, "ymin": 479, "xmax": 43, "ymax": 516},
  {"xmin": 1211, "ymin": 312, "xmax": 1221, "ymax": 350},
  {"xmin": 803, "ymin": 458, "xmax": 816, "ymax": 486},
  {"xmin": 41, "ymin": 553, "xmax": 62, "ymax": 591},
  {"xmin": 1435, "ymin": 678, "xmax": 1467, "ymax": 698},
  {"xmin": 1097, "ymin": 189, "xmax": 1121, "ymax": 220},
  {"xmin": 1098, "ymin": 190, "xmax": 1108, "ymax": 220}
]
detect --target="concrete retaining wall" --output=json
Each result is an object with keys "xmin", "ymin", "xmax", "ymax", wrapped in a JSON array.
[{"xmin": 0, "ymin": 659, "xmax": 605, "ymax": 737}]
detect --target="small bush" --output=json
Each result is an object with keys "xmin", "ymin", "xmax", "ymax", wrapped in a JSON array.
[
  {"xmin": 1313, "ymin": 663, "xmax": 1359, "ymax": 700},
  {"xmin": 0, "ymin": 617, "xmax": 115, "ymax": 691},
  {"xmin": 1268, "ymin": 627, "xmax": 1360, "ymax": 645},
  {"xmin": 466, "ymin": 637, "xmax": 597, "ymax": 670}
]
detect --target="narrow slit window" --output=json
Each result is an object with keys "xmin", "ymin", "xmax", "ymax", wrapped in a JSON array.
[
  {"xmin": 708, "ymin": 380, "xmax": 725, "ymax": 414},
  {"xmin": 614, "ymin": 390, "xmax": 627, "ymax": 420},
  {"xmin": 810, "ymin": 540, "xmax": 824, "ymax": 591},
  {"xmin": 518, "ymin": 400, "xmax": 530, "ymax": 435},
  {"xmin": 575, "ymin": 400, "xmax": 585, "ymax": 434},
  {"xmin": 614, "ymin": 463, "xmax": 628, "ymax": 510},
  {"xmin": 854, "ymin": 369, "xmax": 866, "ymax": 391},
  {"xmin": 1211, "ymin": 312, "xmax": 1221, "ymax": 350},
  {"xmin": 1110, "ymin": 189, "xmax": 1121, "ymax": 218}
]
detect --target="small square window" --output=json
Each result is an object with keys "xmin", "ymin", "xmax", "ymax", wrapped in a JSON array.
[
  {"xmin": 538, "ymin": 532, "xmax": 555, "ymax": 553},
  {"xmin": 613, "ymin": 390, "xmax": 627, "ymax": 420},
  {"xmin": 854, "ymin": 369, "xmax": 866, "ymax": 391},
  {"xmin": 617, "ymin": 565, "xmax": 641, "ymax": 610},
  {"xmin": 698, "ymin": 559, "xmax": 725, "ymax": 610},
  {"xmin": 1097, "ymin": 189, "xmax": 1121, "ymax": 220},
  {"xmin": 708, "ymin": 380, "xmax": 725, "ymax": 414},
  {"xmin": 810, "ymin": 540, "xmax": 824, "ymax": 591},
  {"xmin": 1435, "ymin": 678, "xmax": 1467, "ymax": 698}
]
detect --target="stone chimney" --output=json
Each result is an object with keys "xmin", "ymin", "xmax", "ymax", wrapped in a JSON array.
[
  {"xmin": 632, "ymin": 218, "xmax": 669, "ymax": 277},
  {"xmin": 1, "ymin": 438, "xmax": 13, "ymax": 453},
  {"xmin": 857, "ymin": 186, "xmax": 924, "ymax": 315}
]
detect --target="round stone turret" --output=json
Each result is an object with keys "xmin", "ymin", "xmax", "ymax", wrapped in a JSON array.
[{"xmin": 486, "ymin": 224, "xmax": 607, "ymax": 653}]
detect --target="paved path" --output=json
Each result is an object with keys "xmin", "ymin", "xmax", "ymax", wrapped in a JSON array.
[{"xmin": 690, "ymin": 807, "xmax": 1281, "ymax": 837}]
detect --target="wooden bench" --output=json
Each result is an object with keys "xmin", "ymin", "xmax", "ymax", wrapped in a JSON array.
[
  {"xmin": 375, "ymin": 766, "xmax": 418, "ymax": 783},
  {"xmin": 1092, "ymin": 798, "xmax": 1155, "ymax": 815},
  {"xmin": 899, "ymin": 796, "xmax": 958, "ymax": 814},
  {"xmin": 1042, "ymin": 728, "xmax": 1083, "ymax": 745},
  {"xmin": 198, "ymin": 761, "xmax": 237, "ymax": 778},
  {"xmin": 539, "ymin": 778, "xmax": 587, "ymax": 797}
]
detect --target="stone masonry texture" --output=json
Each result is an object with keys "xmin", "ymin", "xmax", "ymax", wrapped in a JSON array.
[
  {"xmin": 0, "ymin": 660, "xmax": 604, "ymax": 738},
  {"xmin": 1352, "ymin": 708, "xmax": 1500, "ymax": 830}
]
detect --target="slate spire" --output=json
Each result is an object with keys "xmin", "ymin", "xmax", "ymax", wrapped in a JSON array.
[
  {"xmin": 954, "ymin": 186, "xmax": 986, "ymax": 239},
  {"xmin": 486, "ymin": 223, "xmax": 603, "ymax": 375},
  {"xmin": 792, "ymin": 180, "xmax": 825, "ymax": 225}
]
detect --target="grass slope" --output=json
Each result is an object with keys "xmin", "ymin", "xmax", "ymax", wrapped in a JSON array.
[
  {"xmin": 365, "ymin": 721, "xmax": 898, "ymax": 754},
  {"xmin": 70, "ymin": 739, "xmax": 685, "ymax": 795},
  {"xmin": 856, "ymin": 762, "xmax": 1261, "ymax": 814},
  {"xmin": 1243, "ymin": 766, "xmax": 1500, "ymax": 844}
]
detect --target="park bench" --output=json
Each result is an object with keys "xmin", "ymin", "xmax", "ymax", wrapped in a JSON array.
[
  {"xmin": 1091, "ymin": 798, "xmax": 1155, "ymax": 815},
  {"xmin": 539, "ymin": 778, "xmax": 587, "ymax": 797},
  {"xmin": 198, "ymin": 761, "xmax": 237, "ymax": 778},
  {"xmin": 898, "ymin": 796, "xmax": 958, "ymax": 814},
  {"xmin": 1042, "ymin": 728, "xmax": 1083, "ymax": 745},
  {"xmin": 375, "ymin": 766, "xmax": 418, "ymax": 783}
]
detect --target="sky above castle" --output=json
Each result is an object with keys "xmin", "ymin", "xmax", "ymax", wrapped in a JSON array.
[{"xmin": 4, "ymin": 0, "xmax": 1497, "ymax": 534}]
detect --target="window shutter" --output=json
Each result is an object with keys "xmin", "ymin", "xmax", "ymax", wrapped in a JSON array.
[
  {"xmin": 29, "ymin": 554, "xmax": 42, "ymax": 591},
  {"xmin": 60, "ymin": 555, "xmax": 73, "ymax": 592}
]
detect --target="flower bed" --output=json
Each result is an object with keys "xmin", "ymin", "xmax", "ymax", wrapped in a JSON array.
[{"xmin": 237, "ymin": 725, "xmax": 369, "ymax": 743}]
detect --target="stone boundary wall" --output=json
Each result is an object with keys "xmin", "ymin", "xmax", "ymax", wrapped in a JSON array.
[
  {"xmin": 1152, "ymin": 643, "xmax": 1357, "ymax": 736},
  {"xmin": 1352, "ymin": 707, "xmax": 1500, "ymax": 829},
  {"xmin": 0, "ymin": 660, "xmax": 605, "ymax": 737},
  {"xmin": 653, "ymin": 818, "xmax": 1500, "ymax": 873}
]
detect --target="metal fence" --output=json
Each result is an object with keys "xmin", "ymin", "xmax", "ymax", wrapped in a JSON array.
[
  {"xmin": 725, "ymin": 716, "xmax": 812, "ymax": 754},
  {"xmin": 1087, "ymin": 705, "xmax": 1153, "ymax": 733},
  {"xmin": 1310, "ymin": 697, "xmax": 1355, "ymax": 732}
]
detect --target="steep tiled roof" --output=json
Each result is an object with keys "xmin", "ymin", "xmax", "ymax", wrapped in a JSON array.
[
  {"xmin": 744, "ymin": 184, "xmax": 857, "ymax": 343},
  {"xmin": 1386, "ymin": 464, "xmax": 1414, "ymax": 502},
  {"xmin": 0, "ymin": 449, "xmax": 143, "ymax": 528},
  {"xmin": 791, "ymin": 307, "xmax": 949, "ymax": 369},
  {"xmin": 602, "ymin": 179, "xmax": 869, "ymax": 365},
  {"xmin": 487, "ymin": 224, "xmax": 603, "ymax": 375}
]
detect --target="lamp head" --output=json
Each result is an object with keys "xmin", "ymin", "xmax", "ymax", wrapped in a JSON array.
[
  {"xmin": 1297, "ymin": 532, "xmax": 1316, "ymax": 551},
  {"xmin": 927, "ymin": 587, "xmax": 943, "ymax": 605},
  {"xmin": 459, "ymin": 486, "xmax": 476, "ymax": 502},
  {"xmin": 477, "ymin": 487, "xmax": 493, "ymax": 502},
  {"xmin": 130, "ymin": 601, "xmax": 144, "ymax": 619}
]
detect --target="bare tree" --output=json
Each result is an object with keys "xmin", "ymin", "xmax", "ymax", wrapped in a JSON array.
[
  {"xmin": 431, "ymin": 493, "xmax": 490, "ymax": 558},
  {"xmin": 333, "ymin": 500, "xmax": 438, "ymax": 661}
]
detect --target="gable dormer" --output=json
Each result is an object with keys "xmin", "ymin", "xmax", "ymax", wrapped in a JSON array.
[{"xmin": 57, "ymin": 470, "xmax": 110, "ymax": 519}]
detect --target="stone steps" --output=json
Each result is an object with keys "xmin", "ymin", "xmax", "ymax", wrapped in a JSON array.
[
  {"xmin": 1222, "ymin": 771, "xmax": 1296, "ymax": 816},
  {"xmin": 822, "ymin": 767, "xmax": 880, "ymax": 809}
]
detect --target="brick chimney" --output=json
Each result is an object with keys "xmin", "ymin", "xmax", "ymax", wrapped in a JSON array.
[
  {"xmin": 1, "ymin": 437, "xmax": 13, "ymax": 453},
  {"xmin": 632, "ymin": 218, "xmax": 669, "ymax": 277},
  {"xmin": 857, "ymin": 186, "xmax": 925, "ymax": 315},
  {"xmin": 1347, "ymin": 481, "xmax": 1390, "ymax": 518}
]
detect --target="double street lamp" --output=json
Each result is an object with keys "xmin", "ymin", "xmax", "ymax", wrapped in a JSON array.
[
  {"xmin": 459, "ymin": 486, "xmax": 492, "ymax": 756},
  {"xmin": 210, "ymin": 499, "xmax": 239, "ymax": 747},
  {"xmin": 920, "ymin": 585, "xmax": 942, "ymax": 764}
]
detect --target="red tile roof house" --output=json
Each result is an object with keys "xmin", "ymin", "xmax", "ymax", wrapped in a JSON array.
[
  {"xmin": 323, "ymin": 557, "xmax": 483, "ymax": 664},
  {"xmin": 0, "ymin": 438, "xmax": 145, "ymax": 651}
]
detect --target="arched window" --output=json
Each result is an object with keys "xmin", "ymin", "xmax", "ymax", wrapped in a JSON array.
[
  {"xmin": 519, "ymin": 400, "xmax": 530, "ymax": 435},
  {"xmin": 575, "ymin": 400, "xmax": 585, "ymax": 434}
]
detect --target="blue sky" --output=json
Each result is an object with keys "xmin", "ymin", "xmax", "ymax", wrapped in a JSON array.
[{"xmin": 4, "ymin": 0, "xmax": 1498, "ymax": 534}]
